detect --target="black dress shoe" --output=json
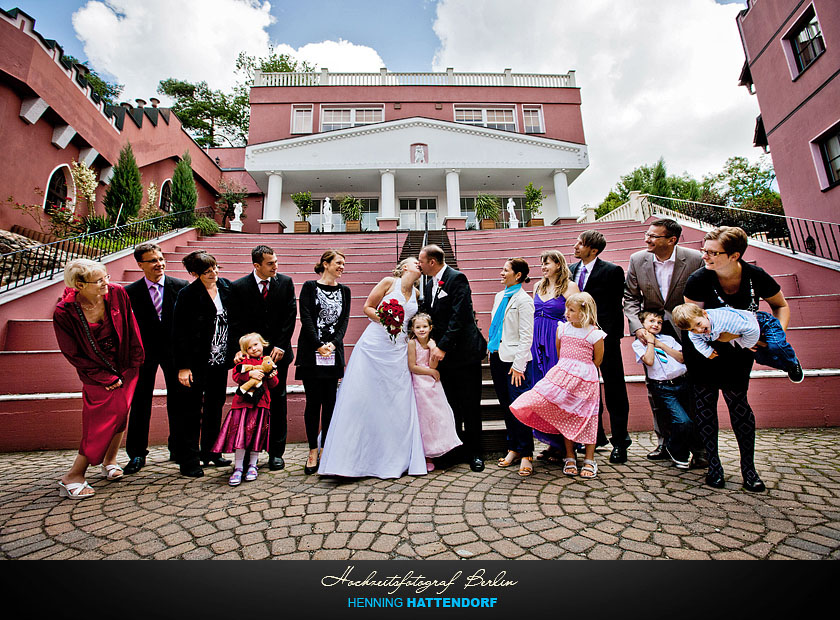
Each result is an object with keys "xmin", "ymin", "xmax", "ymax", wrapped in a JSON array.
[
  {"xmin": 742, "ymin": 477, "xmax": 766, "ymax": 493},
  {"xmin": 609, "ymin": 446, "xmax": 627, "ymax": 464},
  {"xmin": 705, "ymin": 472, "xmax": 725, "ymax": 489},
  {"xmin": 202, "ymin": 456, "xmax": 232, "ymax": 467},
  {"xmin": 268, "ymin": 456, "xmax": 285, "ymax": 471},
  {"xmin": 646, "ymin": 446, "xmax": 669, "ymax": 460},
  {"xmin": 469, "ymin": 457, "xmax": 485, "ymax": 472},
  {"xmin": 180, "ymin": 464, "xmax": 205, "ymax": 478},
  {"xmin": 123, "ymin": 456, "xmax": 145, "ymax": 475}
]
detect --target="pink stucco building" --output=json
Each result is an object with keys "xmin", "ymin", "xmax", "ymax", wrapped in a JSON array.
[{"xmin": 737, "ymin": 0, "xmax": 840, "ymax": 226}]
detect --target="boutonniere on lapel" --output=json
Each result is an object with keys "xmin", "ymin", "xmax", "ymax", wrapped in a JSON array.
[{"xmin": 437, "ymin": 282, "xmax": 448, "ymax": 299}]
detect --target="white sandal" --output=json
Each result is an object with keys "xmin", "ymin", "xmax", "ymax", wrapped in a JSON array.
[
  {"xmin": 580, "ymin": 459, "xmax": 598, "ymax": 479},
  {"xmin": 58, "ymin": 480, "xmax": 95, "ymax": 499},
  {"xmin": 101, "ymin": 464, "xmax": 124, "ymax": 480}
]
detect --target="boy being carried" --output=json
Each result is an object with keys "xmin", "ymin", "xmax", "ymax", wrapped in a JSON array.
[{"xmin": 673, "ymin": 303, "xmax": 760, "ymax": 360}]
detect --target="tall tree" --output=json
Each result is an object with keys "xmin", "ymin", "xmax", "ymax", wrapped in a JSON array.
[
  {"xmin": 157, "ymin": 79, "xmax": 242, "ymax": 147},
  {"xmin": 704, "ymin": 155, "xmax": 779, "ymax": 207},
  {"xmin": 171, "ymin": 151, "xmax": 197, "ymax": 213},
  {"xmin": 63, "ymin": 55, "xmax": 123, "ymax": 105},
  {"xmin": 103, "ymin": 143, "xmax": 142, "ymax": 225}
]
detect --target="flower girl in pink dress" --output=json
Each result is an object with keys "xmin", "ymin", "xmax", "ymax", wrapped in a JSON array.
[
  {"xmin": 407, "ymin": 313, "xmax": 462, "ymax": 471},
  {"xmin": 510, "ymin": 293, "xmax": 605, "ymax": 479}
]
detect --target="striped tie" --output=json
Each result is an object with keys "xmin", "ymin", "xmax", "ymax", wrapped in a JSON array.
[
  {"xmin": 577, "ymin": 264, "xmax": 587, "ymax": 290},
  {"xmin": 150, "ymin": 283, "xmax": 162, "ymax": 319},
  {"xmin": 260, "ymin": 280, "xmax": 269, "ymax": 299}
]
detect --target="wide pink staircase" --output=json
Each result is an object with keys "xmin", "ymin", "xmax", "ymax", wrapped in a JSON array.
[{"xmin": 1, "ymin": 219, "xmax": 838, "ymax": 452}]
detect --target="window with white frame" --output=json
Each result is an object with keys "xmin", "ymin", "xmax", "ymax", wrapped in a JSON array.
[
  {"xmin": 321, "ymin": 107, "xmax": 383, "ymax": 131},
  {"xmin": 523, "ymin": 107, "xmax": 544, "ymax": 133},
  {"xmin": 454, "ymin": 107, "xmax": 516, "ymax": 131},
  {"xmin": 292, "ymin": 105, "xmax": 313, "ymax": 133},
  {"xmin": 819, "ymin": 127, "xmax": 840, "ymax": 188},
  {"xmin": 785, "ymin": 6, "xmax": 825, "ymax": 75}
]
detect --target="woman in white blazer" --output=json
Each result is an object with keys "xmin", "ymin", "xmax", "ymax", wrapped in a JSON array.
[{"xmin": 488, "ymin": 258, "xmax": 536, "ymax": 477}]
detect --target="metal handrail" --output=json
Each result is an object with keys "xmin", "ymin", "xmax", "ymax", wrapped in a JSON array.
[
  {"xmin": 643, "ymin": 195, "xmax": 840, "ymax": 263},
  {"xmin": 1, "ymin": 207, "xmax": 215, "ymax": 292}
]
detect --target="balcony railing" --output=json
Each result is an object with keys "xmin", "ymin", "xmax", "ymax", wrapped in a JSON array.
[
  {"xmin": 0, "ymin": 207, "xmax": 214, "ymax": 293},
  {"xmin": 254, "ymin": 68, "xmax": 576, "ymax": 88}
]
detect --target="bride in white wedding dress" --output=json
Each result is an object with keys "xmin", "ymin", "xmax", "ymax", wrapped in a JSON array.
[{"xmin": 318, "ymin": 257, "xmax": 427, "ymax": 479}]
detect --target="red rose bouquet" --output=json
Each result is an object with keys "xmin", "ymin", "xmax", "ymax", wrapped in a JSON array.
[{"xmin": 376, "ymin": 298, "xmax": 405, "ymax": 343}]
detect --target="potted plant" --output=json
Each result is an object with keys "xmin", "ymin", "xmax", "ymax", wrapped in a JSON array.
[
  {"xmin": 291, "ymin": 190, "xmax": 313, "ymax": 233},
  {"xmin": 524, "ymin": 181, "xmax": 546, "ymax": 227},
  {"xmin": 474, "ymin": 193, "xmax": 501, "ymax": 230},
  {"xmin": 340, "ymin": 194, "xmax": 363, "ymax": 232}
]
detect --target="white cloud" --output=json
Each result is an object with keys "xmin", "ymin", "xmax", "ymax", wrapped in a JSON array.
[
  {"xmin": 432, "ymin": 0, "xmax": 761, "ymax": 212},
  {"xmin": 71, "ymin": 0, "xmax": 383, "ymax": 103}
]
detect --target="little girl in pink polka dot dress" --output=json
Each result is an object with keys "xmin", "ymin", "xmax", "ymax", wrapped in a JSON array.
[{"xmin": 510, "ymin": 292, "xmax": 605, "ymax": 479}]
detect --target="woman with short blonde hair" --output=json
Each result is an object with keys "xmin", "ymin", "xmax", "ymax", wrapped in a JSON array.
[{"xmin": 53, "ymin": 259, "xmax": 145, "ymax": 498}]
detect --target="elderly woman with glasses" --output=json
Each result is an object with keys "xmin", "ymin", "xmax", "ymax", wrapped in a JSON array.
[
  {"xmin": 682, "ymin": 226, "xmax": 793, "ymax": 493},
  {"xmin": 53, "ymin": 259, "xmax": 145, "ymax": 498},
  {"xmin": 172, "ymin": 250, "xmax": 234, "ymax": 478}
]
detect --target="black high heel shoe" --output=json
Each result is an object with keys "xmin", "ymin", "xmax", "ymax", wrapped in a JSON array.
[
  {"xmin": 742, "ymin": 473, "xmax": 766, "ymax": 493},
  {"xmin": 304, "ymin": 452, "xmax": 319, "ymax": 475},
  {"xmin": 705, "ymin": 472, "xmax": 726, "ymax": 489}
]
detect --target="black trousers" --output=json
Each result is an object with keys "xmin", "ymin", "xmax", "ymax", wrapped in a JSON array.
[
  {"xmin": 439, "ymin": 360, "xmax": 483, "ymax": 459},
  {"xmin": 692, "ymin": 382, "xmax": 758, "ymax": 481},
  {"xmin": 125, "ymin": 357, "xmax": 181, "ymax": 460},
  {"xmin": 596, "ymin": 337, "xmax": 630, "ymax": 448},
  {"xmin": 489, "ymin": 353, "xmax": 534, "ymax": 457},
  {"xmin": 302, "ymin": 377, "xmax": 338, "ymax": 450},
  {"xmin": 179, "ymin": 364, "xmax": 227, "ymax": 467},
  {"xmin": 267, "ymin": 364, "xmax": 290, "ymax": 458}
]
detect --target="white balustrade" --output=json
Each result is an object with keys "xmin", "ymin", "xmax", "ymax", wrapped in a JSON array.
[{"xmin": 254, "ymin": 69, "xmax": 576, "ymax": 88}]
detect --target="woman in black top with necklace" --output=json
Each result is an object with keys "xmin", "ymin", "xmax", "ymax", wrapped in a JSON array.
[
  {"xmin": 295, "ymin": 250, "xmax": 351, "ymax": 474},
  {"xmin": 683, "ymin": 227, "xmax": 792, "ymax": 493}
]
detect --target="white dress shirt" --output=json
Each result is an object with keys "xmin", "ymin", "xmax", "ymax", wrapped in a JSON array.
[{"xmin": 652, "ymin": 249, "xmax": 676, "ymax": 302}]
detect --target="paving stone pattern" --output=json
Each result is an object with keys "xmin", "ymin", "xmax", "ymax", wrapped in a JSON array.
[{"xmin": 2, "ymin": 429, "xmax": 839, "ymax": 560}]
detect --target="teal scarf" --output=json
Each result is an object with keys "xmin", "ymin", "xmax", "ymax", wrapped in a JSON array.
[{"xmin": 488, "ymin": 284, "xmax": 521, "ymax": 354}]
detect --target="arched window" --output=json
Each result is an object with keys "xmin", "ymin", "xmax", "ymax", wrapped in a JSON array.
[
  {"xmin": 46, "ymin": 166, "xmax": 72, "ymax": 214},
  {"xmin": 160, "ymin": 179, "xmax": 172, "ymax": 212}
]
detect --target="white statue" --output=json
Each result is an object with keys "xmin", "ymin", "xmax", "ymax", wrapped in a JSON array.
[
  {"xmin": 322, "ymin": 197, "xmax": 333, "ymax": 233},
  {"xmin": 229, "ymin": 202, "xmax": 244, "ymax": 232},
  {"xmin": 414, "ymin": 145, "xmax": 426, "ymax": 163},
  {"xmin": 507, "ymin": 198, "xmax": 519, "ymax": 229}
]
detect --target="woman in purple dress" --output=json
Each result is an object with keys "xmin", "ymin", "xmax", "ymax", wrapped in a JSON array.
[{"xmin": 530, "ymin": 250, "xmax": 579, "ymax": 462}]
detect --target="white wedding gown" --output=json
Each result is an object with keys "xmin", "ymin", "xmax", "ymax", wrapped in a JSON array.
[{"xmin": 318, "ymin": 284, "xmax": 427, "ymax": 478}]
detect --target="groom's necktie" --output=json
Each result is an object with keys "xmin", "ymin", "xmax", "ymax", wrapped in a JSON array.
[{"xmin": 577, "ymin": 264, "xmax": 587, "ymax": 290}]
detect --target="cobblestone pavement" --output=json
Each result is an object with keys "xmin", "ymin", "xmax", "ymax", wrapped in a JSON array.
[{"xmin": 2, "ymin": 429, "xmax": 839, "ymax": 560}]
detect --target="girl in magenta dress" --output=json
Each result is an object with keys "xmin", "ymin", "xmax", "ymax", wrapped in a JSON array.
[
  {"xmin": 212, "ymin": 332, "xmax": 278, "ymax": 486},
  {"xmin": 510, "ymin": 292, "xmax": 605, "ymax": 479},
  {"xmin": 407, "ymin": 313, "xmax": 462, "ymax": 472}
]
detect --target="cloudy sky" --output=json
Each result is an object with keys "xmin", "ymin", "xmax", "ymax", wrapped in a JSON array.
[{"xmin": 8, "ymin": 0, "xmax": 757, "ymax": 212}]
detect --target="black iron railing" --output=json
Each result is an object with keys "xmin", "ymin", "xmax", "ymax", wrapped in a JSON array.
[
  {"xmin": 1, "ymin": 207, "xmax": 214, "ymax": 292},
  {"xmin": 644, "ymin": 195, "xmax": 840, "ymax": 262}
]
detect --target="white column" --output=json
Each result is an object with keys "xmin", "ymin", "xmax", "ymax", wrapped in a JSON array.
[
  {"xmin": 380, "ymin": 169, "xmax": 395, "ymax": 217},
  {"xmin": 445, "ymin": 169, "xmax": 461, "ymax": 217},
  {"xmin": 553, "ymin": 169, "xmax": 571, "ymax": 218},
  {"xmin": 265, "ymin": 172, "xmax": 283, "ymax": 220}
]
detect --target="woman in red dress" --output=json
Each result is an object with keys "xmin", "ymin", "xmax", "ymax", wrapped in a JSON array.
[{"xmin": 53, "ymin": 259, "xmax": 144, "ymax": 498}]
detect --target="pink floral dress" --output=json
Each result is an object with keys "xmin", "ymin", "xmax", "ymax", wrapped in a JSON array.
[
  {"xmin": 510, "ymin": 323, "xmax": 605, "ymax": 444},
  {"xmin": 411, "ymin": 340, "xmax": 463, "ymax": 458}
]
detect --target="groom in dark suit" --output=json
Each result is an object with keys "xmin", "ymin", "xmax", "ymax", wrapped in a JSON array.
[
  {"xmin": 418, "ymin": 244, "xmax": 487, "ymax": 472},
  {"xmin": 229, "ymin": 245, "xmax": 296, "ymax": 470},
  {"xmin": 124, "ymin": 242, "xmax": 188, "ymax": 474},
  {"xmin": 569, "ymin": 230, "xmax": 631, "ymax": 463}
]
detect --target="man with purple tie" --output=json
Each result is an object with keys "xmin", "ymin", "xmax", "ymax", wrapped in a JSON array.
[
  {"xmin": 569, "ymin": 230, "xmax": 631, "ymax": 463},
  {"xmin": 124, "ymin": 243, "xmax": 188, "ymax": 474}
]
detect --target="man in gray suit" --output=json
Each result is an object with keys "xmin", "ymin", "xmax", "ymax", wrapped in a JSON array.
[{"xmin": 624, "ymin": 218, "xmax": 706, "ymax": 465}]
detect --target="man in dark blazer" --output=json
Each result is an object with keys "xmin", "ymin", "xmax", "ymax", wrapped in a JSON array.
[
  {"xmin": 624, "ymin": 218, "xmax": 706, "ymax": 466},
  {"xmin": 123, "ymin": 242, "xmax": 188, "ymax": 474},
  {"xmin": 418, "ymin": 244, "xmax": 487, "ymax": 472},
  {"xmin": 229, "ymin": 245, "xmax": 296, "ymax": 470},
  {"xmin": 569, "ymin": 230, "xmax": 631, "ymax": 463}
]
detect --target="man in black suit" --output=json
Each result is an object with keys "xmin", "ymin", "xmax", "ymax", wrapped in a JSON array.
[
  {"xmin": 418, "ymin": 244, "xmax": 487, "ymax": 472},
  {"xmin": 123, "ymin": 242, "xmax": 189, "ymax": 474},
  {"xmin": 229, "ymin": 245, "xmax": 296, "ymax": 470},
  {"xmin": 569, "ymin": 230, "xmax": 631, "ymax": 463}
]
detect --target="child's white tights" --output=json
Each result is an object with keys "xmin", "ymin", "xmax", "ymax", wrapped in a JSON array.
[{"xmin": 234, "ymin": 449, "xmax": 259, "ymax": 470}]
